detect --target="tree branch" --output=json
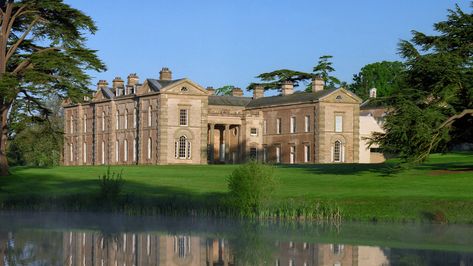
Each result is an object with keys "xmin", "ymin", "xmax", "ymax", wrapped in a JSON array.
[
  {"xmin": 12, "ymin": 46, "xmax": 61, "ymax": 74},
  {"xmin": 6, "ymin": 16, "xmax": 40, "ymax": 62}
]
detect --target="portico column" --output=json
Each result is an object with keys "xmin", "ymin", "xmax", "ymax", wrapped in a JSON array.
[
  {"xmin": 237, "ymin": 126, "xmax": 241, "ymax": 163},
  {"xmin": 224, "ymin": 124, "xmax": 230, "ymax": 163},
  {"xmin": 209, "ymin": 124, "xmax": 215, "ymax": 163}
]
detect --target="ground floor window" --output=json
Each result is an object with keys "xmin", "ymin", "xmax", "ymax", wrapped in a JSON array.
[
  {"xmin": 263, "ymin": 146, "xmax": 268, "ymax": 163},
  {"xmin": 290, "ymin": 146, "xmax": 295, "ymax": 164},
  {"xmin": 147, "ymin": 138, "xmax": 152, "ymax": 160},
  {"xmin": 175, "ymin": 136, "xmax": 191, "ymax": 159},
  {"xmin": 250, "ymin": 147, "xmax": 257, "ymax": 160},
  {"xmin": 101, "ymin": 141, "xmax": 105, "ymax": 164},
  {"xmin": 304, "ymin": 144, "xmax": 310, "ymax": 163},
  {"xmin": 83, "ymin": 143, "xmax": 87, "ymax": 163},
  {"xmin": 334, "ymin": 140, "xmax": 341, "ymax": 162},
  {"xmin": 275, "ymin": 146, "xmax": 281, "ymax": 163},
  {"xmin": 69, "ymin": 143, "xmax": 73, "ymax": 162},
  {"xmin": 115, "ymin": 140, "xmax": 119, "ymax": 162}
]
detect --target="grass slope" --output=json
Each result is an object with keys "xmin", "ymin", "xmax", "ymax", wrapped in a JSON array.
[{"xmin": 1, "ymin": 153, "xmax": 473, "ymax": 222}]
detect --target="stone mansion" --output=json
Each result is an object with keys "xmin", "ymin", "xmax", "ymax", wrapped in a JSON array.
[{"xmin": 63, "ymin": 67, "xmax": 384, "ymax": 166}]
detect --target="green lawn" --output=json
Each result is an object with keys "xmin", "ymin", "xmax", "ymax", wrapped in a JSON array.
[{"xmin": 1, "ymin": 153, "xmax": 473, "ymax": 222}]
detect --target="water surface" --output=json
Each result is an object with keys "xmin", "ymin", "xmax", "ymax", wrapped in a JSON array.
[{"xmin": 0, "ymin": 212, "xmax": 472, "ymax": 265}]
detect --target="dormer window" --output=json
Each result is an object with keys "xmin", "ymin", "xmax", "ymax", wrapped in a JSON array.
[{"xmin": 180, "ymin": 87, "xmax": 188, "ymax": 92}]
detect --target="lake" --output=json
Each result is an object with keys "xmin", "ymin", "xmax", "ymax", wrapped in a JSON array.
[{"xmin": 0, "ymin": 212, "xmax": 472, "ymax": 265}]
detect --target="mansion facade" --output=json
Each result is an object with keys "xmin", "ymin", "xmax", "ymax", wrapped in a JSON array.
[{"xmin": 63, "ymin": 67, "xmax": 382, "ymax": 166}]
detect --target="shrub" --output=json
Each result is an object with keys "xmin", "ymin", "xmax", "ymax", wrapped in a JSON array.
[
  {"xmin": 98, "ymin": 167, "xmax": 124, "ymax": 202},
  {"xmin": 227, "ymin": 161, "xmax": 276, "ymax": 214}
]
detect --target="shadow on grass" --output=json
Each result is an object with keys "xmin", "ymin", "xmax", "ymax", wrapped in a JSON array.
[
  {"xmin": 0, "ymin": 169, "xmax": 228, "ymax": 214},
  {"xmin": 276, "ymin": 162, "xmax": 401, "ymax": 176}
]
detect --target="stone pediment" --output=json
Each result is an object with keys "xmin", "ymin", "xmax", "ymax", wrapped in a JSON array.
[{"xmin": 160, "ymin": 79, "xmax": 209, "ymax": 96}]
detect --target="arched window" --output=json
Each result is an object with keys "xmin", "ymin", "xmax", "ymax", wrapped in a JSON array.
[
  {"xmin": 115, "ymin": 140, "xmax": 119, "ymax": 162},
  {"xmin": 147, "ymin": 138, "xmax": 152, "ymax": 159},
  {"xmin": 101, "ymin": 141, "xmax": 105, "ymax": 164},
  {"xmin": 83, "ymin": 142, "xmax": 87, "ymax": 163},
  {"xmin": 334, "ymin": 140, "xmax": 341, "ymax": 162},
  {"xmin": 102, "ymin": 112, "xmax": 106, "ymax": 131},
  {"xmin": 124, "ymin": 109, "xmax": 128, "ymax": 129},
  {"xmin": 148, "ymin": 106, "xmax": 152, "ymax": 127},
  {"xmin": 175, "ymin": 136, "xmax": 191, "ymax": 159},
  {"xmin": 124, "ymin": 139, "xmax": 128, "ymax": 161}
]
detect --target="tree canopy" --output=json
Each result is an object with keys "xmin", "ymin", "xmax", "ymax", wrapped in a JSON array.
[
  {"xmin": 350, "ymin": 61, "xmax": 406, "ymax": 100},
  {"xmin": 0, "ymin": 0, "xmax": 106, "ymax": 175},
  {"xmin": 247, "ymin": 55, "xmax": 341, "ymax": 92},
  {"xmin": 372, "ymin": 3, "xmax": 473, "ymax": 164}
]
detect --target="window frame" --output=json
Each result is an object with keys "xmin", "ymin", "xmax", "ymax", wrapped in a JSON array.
[
  {"xmin": 179, "ymin": 109, "xmax": 189, "ymax": 126},
  {"xmin": 290, "ymin": 117, "xmax": 296, "ymax": 133},
  {"xmin": 250, "ymin": 128, "xmax": 258, "ymax": 136},
  {"xmin": 304, "ymin": 115, "xmax": 310, "ymax": 132},
  {"xmin": 276, "ymin": 118, "xmax": 281, "ymax": 134},
  {"xmin": 335, "ymin": 114, "xmax": 343, "ymax": 133}
]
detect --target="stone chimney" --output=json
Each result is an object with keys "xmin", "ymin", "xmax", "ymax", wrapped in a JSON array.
[
  {"xmin": 369, "ymin": 87, "xmax": 377, "ymax": 98},
  {"xmin": 253, "ymin": 85, "xmax": 264, "ymax": 99},
  {"xmin": 312, "ymin": 77, "xmax": 324, "ymax": 93},
  {"xmin": 159, "ymin": 67, "xmax": 172, "ymax": 81},
  {"xmin": 206, "ymin": 86, "xmax": 215, "ymax": 95},
  {"xmin": 112, "ymin": 77, "xmax": 124, "ymax": 89},
  {"xmin": 127, "ymin": 73, "xmax": 139, "ymax": 86},
  {"xmin": 281, "ymin": 80, "xmax": 294, "ymax": 96},
  {"xmin": 232, "ymin": 87, "xmax": 243, "ymax": 97},
  {"xmin": 97, "ymin": 80, "xmax": 108, "ymax": 90}
]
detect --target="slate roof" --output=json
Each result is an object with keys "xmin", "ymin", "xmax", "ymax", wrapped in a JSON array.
[
  {"xmin": 147, "ymin": 79, "xmax": 184, "ymax": 92},
  {"xmin": 209, "ymin": 96, "xmax": 253, "ymax": 106},
  {"xmin": 101, "ymin": 87, "xmax": 115, "ymax": 99},
  {"xmin": 245, "ymin": 88, "xmax": 339, "ymax": 108}
]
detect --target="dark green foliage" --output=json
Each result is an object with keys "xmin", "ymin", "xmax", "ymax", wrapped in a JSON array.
[
  {"xmin": 373, "ymin": 3, "xmax": 473, "ymax": 164},
  {"xmin": 0, "ymin": 0, "xmax": 106, "ymax": 174},
  {"xmin": 350, "ymin": 61, "xmax": 406, "ymax": 100},
  {"xmin": 215, "ymin": 85, "xmax": 235, "ymax": 96},
  {"xmin": 227, "ymin": 161, "xmax": 276, "ymax": 214},
  {"xmin": 248, "ymin": 55, "xmax": 342, "ymax": 92},
  {"xmin": 312, "ymin": 55, "xmax": 340, "ymax": 89},
  {"xmin": 98, "ymin": 167, "xmax": 124, "ymax": 202},
  {"xmin": 8, "ymin": 96, "xmax": 63, "ymax": 167}
]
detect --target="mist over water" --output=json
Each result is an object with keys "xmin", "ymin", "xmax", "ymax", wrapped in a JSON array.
[{"xmin": 0, "ymin": 212, "xmax": 472, "ymax": 265}]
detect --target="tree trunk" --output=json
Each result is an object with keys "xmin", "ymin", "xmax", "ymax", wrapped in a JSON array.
[{"xmin": 0, "ymin": 106, "xmax": 9, "ymax": 176}]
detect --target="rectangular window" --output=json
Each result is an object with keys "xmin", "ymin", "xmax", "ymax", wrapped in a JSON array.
[
  {"xmin": 115, "ymin": 141, "xmax": 119, "ymax": 162},
  {"xmin": 83, "ymin": 115, "xmax": 87, "ymax": 133},
  {"xmin": 335, "ymin": 115, "xmax": 343, "ymax": 133},
  {"xmin": 83, "ymin": 143, "xmax": 87, "ymax": 163},
  {"xmin": 290, "ymin": 146, "xmax": 295, "ymax": 164},
  {"xmin": 179, "ymin": 109, "xmax": 188, "ymax": 126},
  {"xmin": 133, "ymin": 109, "xmax": 137, "ymax": 128},
  {"xmin": 263, "ymin": 120, "xmax": 267, "ymax": 135},
  {"xmin": 305, "ymin": 115, "xmax": 310, "ymax": 132},
  {"xmin": 263, "ymin": 146, "xmax": 268, "ymax": 163},
  {"xmin": 250, "ymin": 128, "xmax": 258, "ymax": 136},
  {"xmin": 148, "ymin": 106, "xmax": 152, "ymax": 127},
  {"xmin": 116, "ymin": 112, "xmax": 119, "ymax": 130},
  {"xmin": 275, "ymin": 146, "xmax": 281, "ymax": 163},
  {"xmin": 276, "ymin": 118, "xmax": 281, "ymax": 134},
  {"xmin": 304, "ymin": 145, "xmax": 310, "ymax": 163},
  {"xmin": 102, "ymin": 112, "xmax": 106, "ymax": 132},
  {"xmin": 250, "ymin": 148, "xmax": 257, "ymax": 160},
  {"xmin": 290, "ymin": 117, "xmax": 296, "ymax": 133},
  {"xmin": 70, "ymin": 117, "xmax": 74, "ymax": 133}
]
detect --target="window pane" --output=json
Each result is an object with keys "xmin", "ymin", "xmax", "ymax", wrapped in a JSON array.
[
  {"xmin": 180, "ymin": 109, "xmax": 188, "ymax": 126},
  {"xmin": 335, "ymin": 115, "xmax": 343, "ymax": 132}
]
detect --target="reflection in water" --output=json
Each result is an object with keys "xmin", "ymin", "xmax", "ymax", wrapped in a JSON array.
[{"xmin": 0, "ymin": 213, "xmax": 473, "ymax": 265}]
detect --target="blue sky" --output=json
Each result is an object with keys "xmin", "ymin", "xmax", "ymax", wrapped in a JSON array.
[{"xmin": 65, "ymin": 0, "xmax": 469, "ymax": 95}]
